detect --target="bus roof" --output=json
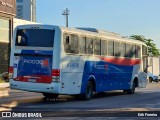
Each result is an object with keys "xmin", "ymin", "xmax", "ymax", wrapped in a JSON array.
[{"xmin": 15, "ymin": 24, "xmax": 147, "ymax": 46}]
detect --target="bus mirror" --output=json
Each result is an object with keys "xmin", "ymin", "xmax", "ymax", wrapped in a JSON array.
[{"xmin": 66, "ymin": 36, "xmax": 70, "ymax": 44}]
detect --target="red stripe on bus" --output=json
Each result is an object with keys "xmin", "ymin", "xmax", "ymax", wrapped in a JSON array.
[{"xmin": 100, "ymin": 57, "xmax": 141, "ymax": 66}]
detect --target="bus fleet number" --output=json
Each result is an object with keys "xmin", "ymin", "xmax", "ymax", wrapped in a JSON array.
[{"xmin": 67, "ymin": 62, "xmax": 79, "ymax": 68}]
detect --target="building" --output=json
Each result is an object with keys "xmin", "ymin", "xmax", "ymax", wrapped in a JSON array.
[
  {"xmin": 0, "ymin": 0, "xmax": 16, "ymax": 73},
  {"xmin": 148, "ymin": 57, "xmax": 160, "ymax": 75},
  {"xmin": 16, "ymin": 0, "xmax": 36, "ymax": 22}
]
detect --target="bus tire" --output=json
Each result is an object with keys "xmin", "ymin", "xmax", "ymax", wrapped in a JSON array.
[
  {"xmin": 42, "ymin": 93, "xmax": 59, "ymax": 99},
  {"xmin": 83, "ymin": 81, "xmax": 94, "ymax": 100},
  {"xmin": 123, "ymin": 82, "xmax": 136, "ymax": 94},
  {"xmin": 125, "ymin": 82, "xmax": 135, "ymax": 94}
]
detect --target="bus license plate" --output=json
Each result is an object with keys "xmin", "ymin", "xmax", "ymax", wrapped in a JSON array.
[{"xmin": 28, "ymin": 79, "xmax": 36, "ymax": 83}]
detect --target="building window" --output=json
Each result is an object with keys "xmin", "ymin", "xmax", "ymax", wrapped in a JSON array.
[
  {"xmin": 0, "ymin": 43, "xmax": 9, "ymax": 73},
  {"xmin": 17, "ymin": 0, "xmax": 23, "ymax": 2},
  {"xmin": 16, "ymin": 5, "xmax": 23, "ymax": 18},
  {"xmin": 0, "ymin": 18, "xmax": 9, "ymax": 42}
]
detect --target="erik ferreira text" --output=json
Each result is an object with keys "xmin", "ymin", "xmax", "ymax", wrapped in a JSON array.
[{"xmin": 138, "ymin": 113, "xmax": 158, "ymax": 117}]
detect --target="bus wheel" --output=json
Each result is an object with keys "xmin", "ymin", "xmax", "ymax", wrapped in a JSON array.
[
  {"xmin": 125, "ymin": 83, "xmax": 135, "ymax": 94},
  {"xmin": 83, "ymin": 81, "xmax": 94, "ymax": 100},
  {"xmin": 42, "ymin": 93, "xmax": 59, "ymax": 99}
]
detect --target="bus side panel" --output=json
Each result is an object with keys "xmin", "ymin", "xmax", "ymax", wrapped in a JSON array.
[
  {"xmin": 61, "ymin": 73, "xmax": 83, "ymax": 94},
  {"xmin": 80, "ymin": 60, "xmax": 133, "ymax": 93},
  {"xmin": 60, "ymin": 57, "xmax": 85, "ymax": 94}
]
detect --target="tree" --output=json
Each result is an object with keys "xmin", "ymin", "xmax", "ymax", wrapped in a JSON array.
[{"xmin": 129, "ymin": 35, "xmax": 160, "ymax": 57}]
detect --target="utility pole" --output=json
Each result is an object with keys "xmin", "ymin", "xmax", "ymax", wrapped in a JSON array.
[{"xmin": 62, "ymin": 8, "xmax": 70, "ymax": 27}]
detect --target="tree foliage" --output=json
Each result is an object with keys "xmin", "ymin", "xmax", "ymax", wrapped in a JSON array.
[{"xmin": 129, "ymin": 35, "xmax": 160, "ymax": 57}]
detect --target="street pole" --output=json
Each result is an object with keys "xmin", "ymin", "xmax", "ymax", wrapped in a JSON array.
[{"xmin": 62, "ymin": 8, "xmax": 70, "ymax": 27}]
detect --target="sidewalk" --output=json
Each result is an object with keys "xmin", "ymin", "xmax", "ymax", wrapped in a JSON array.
[{"xmin": 0, "ymin": 83, "xmax": 9, "ymax": 88}]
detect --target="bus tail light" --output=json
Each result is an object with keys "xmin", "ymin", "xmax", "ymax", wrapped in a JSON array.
[
  {"xmin": 9, "ymin": 67, "xmax": 14, "ymax": 79},
  {"xmin": 52, "ymin": 69, "xmax": 60, "ymax": 82}
]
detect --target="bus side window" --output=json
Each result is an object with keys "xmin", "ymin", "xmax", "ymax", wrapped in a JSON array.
[
  {"xmin": 114, "ymin": 42, "xmax": 120, "ymax": 57},
  {"xmin": 63, "ymin": 34, "xmax": 79, "ymax": 54},
  {"xmin": 101, "ymin": 40, "xmax": 108, "ymax": 56},
  {"xmin": 79, "ymin": 36, "xmax": 86, "ymax": 54},
  {"xmin": 108, "ymin": 40, "xmax": 114, "ymax": 56},
  {"xmin": 71, "ymin": 35, "xmax": 79, "ymax": 54},
  {"xmin": 136, "ymin": 45, "xmax": 141, "ymax": 58},
  {"xmin": 131, "ymin": 45, "xmax": 136, "ymax": 58},
  {"xmin": 93, "ymin": 38, "xmax": 100, "ymax": 55},
  {"xmin": 126, "ymin": 44, "xmax": 131, "ymax": 58},
  {"xmin": 86, "ymin": 37, "xmax": 93, "ymax": 55},
  {"xmin": 121, "ymin": 42, "xmax": 126, "ymax": 57}
]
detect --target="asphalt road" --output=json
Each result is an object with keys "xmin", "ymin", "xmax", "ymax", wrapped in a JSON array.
[{"xmin": 0, "ymin": 82, "xmax": 160, "ymax": 119}]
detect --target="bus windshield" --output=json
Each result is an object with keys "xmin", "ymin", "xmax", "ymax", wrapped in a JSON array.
[{"xmin": 15, "ymin": 29, "xmax": 55, "ymax": 47}]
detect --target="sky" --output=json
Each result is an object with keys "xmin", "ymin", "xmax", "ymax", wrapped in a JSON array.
[{"xmin": 36, "ymin": 0, "xmax": 160, "ymax": 48}]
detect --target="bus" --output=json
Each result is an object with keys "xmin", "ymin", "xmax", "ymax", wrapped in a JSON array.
[{"xmin": 9, "ymin": 25, "xmax": 148, "ymax": 100}]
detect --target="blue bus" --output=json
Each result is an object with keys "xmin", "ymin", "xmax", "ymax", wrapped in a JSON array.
[{"xmin": 9, "ymin": 25, "xmax": 148, "ymax": 100}]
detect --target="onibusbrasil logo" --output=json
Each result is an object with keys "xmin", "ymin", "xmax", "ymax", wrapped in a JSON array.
[{"xmin": 1, "ymin": 112, "xmax": 42, "ymax": 118}]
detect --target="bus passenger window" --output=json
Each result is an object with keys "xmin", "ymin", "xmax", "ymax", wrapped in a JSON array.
[
  {"xmin": 64, "ymin": 34, "xmax": 79, "ymax": 54},
  {"xmin": 121, "ymin": 42, "xmax": 126, "ymax": 57},
  {"xmin": 71, "ymin": 35, "xmax": 79, "ymax": 54},
  {"xmin": 136, "ymin": 45, "xmax": 141, "ymax": 58},
  {"xmin": 108, "ymin": 41, "xmax": 114, "ymax": 56},
  {"xmin": 126, "ymin": 44, "xmax": 131, "ymax": 58},
  {"xmin": 86, "ymin": 38, "xmax": 93, "ymax": 55},
  {"xmin": 101, "ymin": 40, "xmax": 108, "ymax": 56},
  {"xmin": 93, "ymin": 39, "xmax": 100, "ymax": 55},
  {"xmin": 114, "ymin": 42, "xmax": 120, "ymax": 57},
  {"xmin": 79, "ymin": 36, "xmax": 86, "ymax": 54},
  {"xmin": 131, "ymin": 45, "xmax": 136, "ymax": 58}
]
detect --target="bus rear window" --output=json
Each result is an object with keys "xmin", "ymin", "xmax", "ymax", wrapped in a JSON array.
[{"xmin": 16, "ymin": 29, "xmax": 55, "ymax": 47}]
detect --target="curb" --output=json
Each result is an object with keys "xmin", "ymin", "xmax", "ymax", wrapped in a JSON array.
[{"xmin": 0, "ymin": 83, "xmax": 9, "ymax": 88}]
